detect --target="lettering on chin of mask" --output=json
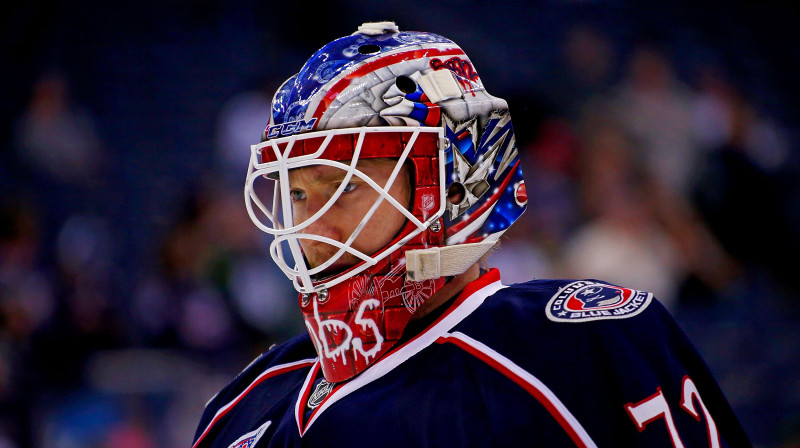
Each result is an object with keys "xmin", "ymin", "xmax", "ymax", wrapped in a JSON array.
[
  {"xmin": 307, "ymin": 379, "xmax": 335, "ymax": 409},
  {"xmin": 546, "ymin": 280, "xmax": 653, "ymax": 323}
]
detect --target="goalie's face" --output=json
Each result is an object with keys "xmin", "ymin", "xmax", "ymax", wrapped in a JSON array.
[
  {"xmin": 287, "ymin": 158, "xmax": 411, "ymax": 272},
  {"xmin": 245, "ymin": 126, "xmax": 444, "ymax": 295}
]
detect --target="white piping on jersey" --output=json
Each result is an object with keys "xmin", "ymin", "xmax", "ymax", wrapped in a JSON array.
[
  {"xmin": 297, "ymin": 275, "xmax": 507, "ymax": 436},
  {"xmin": 295, "ymin": 360, "xmax": 321, "ymax": 436},
  {"xmin": 439, "ymin": 331, "xmax": 598, "ymax": 448},
  {"xmin": 193, "ymin": 357, "xmax": 316, "ymax": 448}
]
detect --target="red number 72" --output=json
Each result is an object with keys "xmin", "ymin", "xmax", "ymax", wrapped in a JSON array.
[{"xmin": 624, "ymin": 376, "xmax": 720, "ymax": 448}]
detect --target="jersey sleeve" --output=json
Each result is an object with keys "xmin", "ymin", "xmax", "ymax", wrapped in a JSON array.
[
  {"xmin": 456, "ymin": 279, "xmax": 751, "ymax": 447},
  {"xmin": 595, "ymin": 297, "xmax": 751, "ymax": 447},
  {"xmin": 191, "ymin": 333, "xmax": 317, "ymax": 447}
]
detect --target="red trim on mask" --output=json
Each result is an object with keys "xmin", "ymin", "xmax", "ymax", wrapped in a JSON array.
[
  {"xmin": 260, "ymin": 131, "xmax": 439, "ymax": 163},
  {"xmin": 310, "ymin": 48, "xmax": 466, "ymax": 123}
]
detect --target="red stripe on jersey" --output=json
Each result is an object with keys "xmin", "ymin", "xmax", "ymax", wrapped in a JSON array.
[
  {"xmin": 193, "ymin": 358, "xmax": 316, "ymax": 448},
  {"xmin": 437, "ymin": 332, "xmax": 597, "ymax": 448},
  {"xmin": 295, "ymin": 362, "xmax": 321, "ymax": 435},
  {"xmin": 295, "ymin": 363, "xmax": 345, "ymax": 436},
  {"xmin": 310, "ymin": 48, "xmax": 465, "ymax": 123}
]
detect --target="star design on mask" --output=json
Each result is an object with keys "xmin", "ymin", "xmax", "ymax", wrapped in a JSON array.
[
  {"xmin": 485, "ymin": 111, "xmax": 517, "ymax": 181},
  {"xmin": 446, "ymin": 112, "xmax": 516, "ymax": 219}
]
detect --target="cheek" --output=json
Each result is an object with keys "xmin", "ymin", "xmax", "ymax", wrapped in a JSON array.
[
  {"xmin": 290, "ymin": 199, "xmax": 310, "ymax": 224},
  {"xmin": 363, "ymin": 169, "xmax": 411, "ymax": 246},
  {"xmin": 365, "ymin": 201, "xmax": 406, "ymax": 244}
]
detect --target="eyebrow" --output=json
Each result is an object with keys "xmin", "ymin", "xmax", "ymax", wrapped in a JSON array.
[
  {"xmin": 288, "ymin": 159, "xmax": 396, "ymax": 186},
  {"xmin": 288, "ymin": 167, "xmax": 352, "ymax": 186}
]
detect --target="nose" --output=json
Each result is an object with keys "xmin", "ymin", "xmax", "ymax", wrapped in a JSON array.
[
  {"xmin": 294, "ymin": 195, "xmax": 347, "ymax": 270},
  {"xmin": 302, "ymin": 216, "xmax": 342, "ymax": 244}
]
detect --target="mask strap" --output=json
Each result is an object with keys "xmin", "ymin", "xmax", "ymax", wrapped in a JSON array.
[{"xmin": 405, "ymin": 240, "xmax": 496, "ymax": 281}]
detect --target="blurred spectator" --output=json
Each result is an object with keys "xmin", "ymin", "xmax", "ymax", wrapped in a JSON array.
[
  {"xmin": 555, "ymin": 121, "xmax": 684, "ymax": 306},
  {"xmin": 692, "ymin": 68, "xmax": 789, "ymax": 173},
  {"xmin": 131, "ymin": 185, "xmax": 238, "ymax": 353},
  {"xmin": 14, "ymin": 69, "xmax": 103, "ymax": 186},
  {"xmin": 55, "ymin": 214, "xmax": 117, "ymax": 339},
  {"xmin": 214, "ymin": 81, "xmax": 276, "ymax": 186},
  {"xmin": 130, "ymin": 177, "xmax": 300, "ymax": 356},
  {"xmin": 38, "ymin": 391, "xmax": 159, "ymax": 448},
  {"xmin": 214, "ymin": 83, "xmax": 307, "ymax": 336},
  {"xmin": 0, "ymin": 200, "xmax": 54, "ymax": 344},
  {"xmin": 26, "ymin": 213, "xmax": 125, "ymax": 394},
  {"xmin": 0, "ymin": 198, "xmax": 53, "ymax": 446},
  {"xmin": 599, "ymin": 45, "xmax": 700, "ymax": 198},
  {"xmin": 544, "ymin": 24, "xmax": 618, "ymax": 121},
  {"xmin": 555, "ymin": 118, "xmax": 739, "ymax": 308},
  {"xmin": 520, "ymin": 117, "xmax": 582, "ymax": 249},
  {"xmin": 102, "ymin": 421, "xmax": 156, "ymax": 448},
  {"xmin": 691, "ymin": 70, "xmax": 799, "ymax": 292}
]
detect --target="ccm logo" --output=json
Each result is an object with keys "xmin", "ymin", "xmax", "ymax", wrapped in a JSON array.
[{"xmin": 267, "ymin": 118, "xmax": 317, "ymax": 138}]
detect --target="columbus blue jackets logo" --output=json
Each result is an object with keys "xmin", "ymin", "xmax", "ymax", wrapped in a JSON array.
[{"xmin": 546, "ymin": 280, "xmax": 652, "ymax": 323}]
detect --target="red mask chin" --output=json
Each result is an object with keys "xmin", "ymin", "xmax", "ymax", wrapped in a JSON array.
[{"xmin": 300, "ymin": 253, "xmax": 445, "ymax": 383}]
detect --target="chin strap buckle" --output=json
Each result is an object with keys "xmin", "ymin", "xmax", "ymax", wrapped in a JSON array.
[{"xmin": 405, "ymin": 240, "xmax": 496, "ymax": 281}]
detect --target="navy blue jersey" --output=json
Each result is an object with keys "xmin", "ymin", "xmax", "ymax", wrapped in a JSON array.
[{"xmin": 192, "ymin": 270, "xmax": 750, "ymax": 447}]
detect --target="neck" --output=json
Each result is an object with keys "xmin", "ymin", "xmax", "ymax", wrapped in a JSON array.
[{"xmin": 410, "ymin": 262, "xmax": 482, "ymax": 322}]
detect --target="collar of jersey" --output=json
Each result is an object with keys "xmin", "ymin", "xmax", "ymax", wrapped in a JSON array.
[{"xmin": 295, "ymin": 268, "xmax": 506, "ymax": 435}]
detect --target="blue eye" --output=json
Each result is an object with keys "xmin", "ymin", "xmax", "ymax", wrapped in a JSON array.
[
  {"xmin": 290, "ymin": 189, "xmax": 306, "ymax": 201},
  {"xmin": 342, "ymin": 183, "xmax": 357, "ymax": 193}
]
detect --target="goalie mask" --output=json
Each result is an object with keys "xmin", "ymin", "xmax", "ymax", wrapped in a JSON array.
[{"xmin": 245, "ymin": 22, "xmax": 527, "ymax": 382}]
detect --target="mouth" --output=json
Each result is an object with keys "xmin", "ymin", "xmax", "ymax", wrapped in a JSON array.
[
  {"xmin": 304, "ymin": 247, "xmax": 360, "ymax": 279},
  {"xmin": 309, "ymin": 260, "xmax": 361, "ymax": 284}
]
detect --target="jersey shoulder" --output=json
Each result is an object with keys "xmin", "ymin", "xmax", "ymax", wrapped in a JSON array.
[
  {"xmin": 194, "ymin": 332, "xmax": 317, "ymax": 442},
  {"xmin": 227, "ymin": 331, "xmax": 316, "ymax": 392},
  {"xmin": 469, "ymin": 277, "xmax": 661, "ymax": 325},
  {"xmin": 457, "ymin": 278, "xmax": 751, "ymax": 447},
  {"xmin": 514, "ymin": 278, "xmax": 656, "ymax": 324},
  {"xmin": 453, "ymin": 277, "xmax": 677, "ymax": 360},
  {"xmin": 453, "ymin": 277, "xmax": 709, "ymax": 404}
]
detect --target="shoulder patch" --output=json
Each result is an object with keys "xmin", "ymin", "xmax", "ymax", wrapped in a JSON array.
[{"xmin": 545, "ymin": 280, "xmax": 652, "ymax": 323}]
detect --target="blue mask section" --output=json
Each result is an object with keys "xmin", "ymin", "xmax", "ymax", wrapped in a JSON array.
[
  {"xmin": 443, "ymin": 114, "xmax": 526, "ymax": 236},
  {"xmin": 270, "ymin": 31, "xmax": 454, "ymax": 128}
]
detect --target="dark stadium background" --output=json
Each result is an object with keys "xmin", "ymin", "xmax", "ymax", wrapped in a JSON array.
[{"xmin": 2, "ymin": 1, "xmax": 799, "ymax": 446}]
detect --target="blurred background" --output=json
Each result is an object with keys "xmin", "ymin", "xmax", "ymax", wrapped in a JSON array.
[{"xmin": 2, "ymin": 0, "xmax": 799, "ymax": 446}]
